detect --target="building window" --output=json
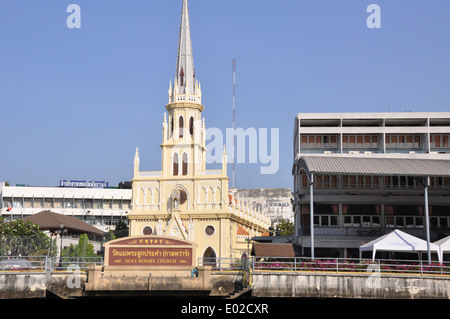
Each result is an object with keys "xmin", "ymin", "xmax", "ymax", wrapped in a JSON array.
[
  {"xmin": 54, "ymin": 198, "xmax": 63, "ymax": 208},
  {"xmin": 24, "ymin": 198, "xmax": 33, "ymax": 208},
  {"xmin": 182, "ymin": 153, "xmax": 188, "ymax": 175},
  {"xmin": 189, "ymin": 116, "xmax": 194, "ymax": 135},
  {"xmin": 315, "ymin": 175, "xmax": 338, "ymax": 188},
  {"xmin": 43, "ymin": 198, "xmax": 52, "ymax": 209},
  {"xmin": 430, "ymin": 177, "xmax": 450, "ymax": 189},
  {"xmin": 386, "ymin": 134, "xmax": 421, "ymax": 149},
  {"xmin": 343, "ymin": 135, "xmax": 379, "ymax": 149},
  {"xmin": 430, "ymin": 134, "xmax": 449, "ymax": 149},
  {"xmin": 179, "ymin": 116, "xmax": 184, "ymax": 138},
  {"xmin": 143, "ymin": 226, "xmax": 153, "ymax": 235},
  {"xmin": 205, "ymin": 225, "xmax": 215, "ymax": 236},
  {"xmin": 301, "ymin": 135, "xmax": 337, "ymax": 149},
  {"xmin": 173, "ymin": 153, "xmax": 179, "ymax": 176},
  {"xmin": 104, "ymin": 199, "xmax": 112, "ymax": 209},
  {"xmin": 179, "ymin": 189, "xmax": 187, "ymax": 205},
  {"xmin": 385, "ymin": 176, "xmax": 419, "ymax": 189},
  {"xmin": 93, "ymin": 199, "xmax": 102, "ymax": 209}
]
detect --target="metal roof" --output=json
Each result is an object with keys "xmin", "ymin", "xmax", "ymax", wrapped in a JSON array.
[
  {"xmin": 297, "ymin": 156, "xmax": 450, "ymax": 178},
  {"xmin": 23, "ymin": 210, "xmax": 104, "ymax": 235}
]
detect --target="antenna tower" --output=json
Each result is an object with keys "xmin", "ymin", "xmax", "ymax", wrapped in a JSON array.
[{"xmin": 232, "ymin": 59, "xmax": 236, "ymax": 189}]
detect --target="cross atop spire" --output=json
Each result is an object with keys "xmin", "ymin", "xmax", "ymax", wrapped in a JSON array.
[{"xmin": 169, "ymin": 0, "xmax": 202, "ymax": 105}]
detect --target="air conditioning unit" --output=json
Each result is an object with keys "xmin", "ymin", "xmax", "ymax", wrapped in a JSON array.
[
  {"xmin": 349, "ymin": 151, "xmax": 359, "ymax": 154},
  {"xmin": 409, "ymin": 151, "xmax": 416, "ymax": 154},
  {"xmin": 364, "ymin": 151, "xmax": 372, "ymax": 154},
  {"xmin": 324, "ymin": 151, "xmax": 331, "ymax": 154}
]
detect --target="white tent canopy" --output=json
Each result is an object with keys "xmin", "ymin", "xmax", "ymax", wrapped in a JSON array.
[
  {"xmin": 434, "ymin": 235, "xmax": 450, "ymax": 262},
  {"xmin": 359, "ymin": 229, "xmax": 441, "ymax": 262}
]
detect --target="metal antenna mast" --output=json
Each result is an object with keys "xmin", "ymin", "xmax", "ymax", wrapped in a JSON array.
[{"xmin": 232, "ymin": 59, "xmax": 236, "ymax": 189}]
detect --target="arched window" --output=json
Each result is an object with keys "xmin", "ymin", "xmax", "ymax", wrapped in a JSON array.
[
  {"xmin": 179, "ymin": 116, "xmax": 184, "ymax": 138},
  {"xmin": 200, "ymin": 188, "xmax": 206, "ymax": 203},
  {"xmin": 138, "ymin": 189, "xmax": 145, "ymax": 205},
  {"xmin": 203, "ymin": 247, "xmax": 217, "ymax": 266},
  {"xmin": 152, "ymin": 188, "xmax": 159, "ymax": 205},
  {"xmin": 207, "ymin": 187, "xmax": 214, "ymax": 203},
  {"xmin": 171, "ymin": 117, "xmax": 174, "ymax": 134},
  {"xmin": 215, "ymin": 187, "xmax": 221, "ymax": 203},
  {"xmin": 182, "ymin": 153, "xmax": 188, "ymax": 175},
  {"xmin": 189, "ymin": 116, "xmax": 194, "ymax": 135},
  {"xmin": 173, "ymin": 153, "xmax": 179, "ymax": 176}
]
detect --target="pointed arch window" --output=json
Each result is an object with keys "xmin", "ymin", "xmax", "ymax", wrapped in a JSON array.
[
  {"xmin": 182, "ymin": 153, "xmax": 188, "ymax": 175},
  {"xmin": 189, "ymin": 116, "xmax": 194, "ymax": 135},
  {"xmin": 171, "ymin": 117, "xmax": 174, "ymax": 135},
  {"xmin": 173, "ymin": 153, "xmax": 179, "ymax": 176},
  {"xmin": 179, "ymin": 116, "xmax": 184, "ymax": 138},
  {"xmin": 203, "ymin": 247, "xmax": 217, "ymax": 266}
]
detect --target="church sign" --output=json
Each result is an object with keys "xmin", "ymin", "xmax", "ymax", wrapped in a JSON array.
[{"xmin": 104, "ymin": 236, "xmax": 197, "ymax": 267}]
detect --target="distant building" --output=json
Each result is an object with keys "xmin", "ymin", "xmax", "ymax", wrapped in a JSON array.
[
  {"xmin": 230, "ymin": 188, "xmax": 293, "ymax": 225},
  {"xmin": 292, "ymin": 112, "xmax": 450, "ymax": 258},
  {"xmin": 0, "ymin": 182, "xmax": 130, "ymax": 232}
]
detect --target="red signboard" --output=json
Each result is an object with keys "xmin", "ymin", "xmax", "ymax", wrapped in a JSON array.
[
  {"xmin": 104, "ymin": 236, "xmax": 196, "ymax": 267},
  {"xmin": 109, "ymin": 247, "xmax": 193, "ymax": 266}
]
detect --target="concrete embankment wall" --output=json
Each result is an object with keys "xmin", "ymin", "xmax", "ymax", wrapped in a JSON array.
[
  {"xmin": 0, "ymin": 272, "xmax": 86, "ymax": 299},
  {"xmin": 0, "ymin": 271, "xmax": 239, "ymax": 299},
  {"xmin": 252, "ymin": 272, "xmax": 450, "ymax": 299},
  {"xmin": 2, "ymin": 271, "xmax": 449, "ymax": 299},
  {"xmin": 0, "ymin": 272, "xmax": 47, "ymax": 299}
]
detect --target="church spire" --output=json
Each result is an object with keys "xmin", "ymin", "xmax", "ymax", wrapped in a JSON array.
[
  {"xmin": 169, "ymin": 0, "xmax": 202, "ymax": 105},
  {"xmin": 176, "ymin": 0, "xmax": 194, "ymax": 94}
]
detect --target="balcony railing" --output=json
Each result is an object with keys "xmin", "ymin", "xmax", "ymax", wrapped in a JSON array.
[{"xmin": 299, "ymin": 226, "xmax": 425, "ymax": 238}]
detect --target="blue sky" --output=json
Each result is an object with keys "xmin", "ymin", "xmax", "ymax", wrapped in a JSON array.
[{"xmin": 1, "ymin": 0, "xmax": 449, "ymax": 189}]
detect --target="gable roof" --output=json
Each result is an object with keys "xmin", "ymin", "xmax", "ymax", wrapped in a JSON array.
[
  {"xmin": 23, "ymin": 210, "xmax": 104, "ymax": 235},
  {"xmin": 359, "ymin": 229, "xmax": 440, "ymax": 261},
  {"xmin": 237, "ymin": 225, "xmax": 249, "ymax": 236}
]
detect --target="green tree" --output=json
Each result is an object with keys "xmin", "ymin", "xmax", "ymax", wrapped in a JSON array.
[
  {"xmin": 0, "ymin": 217, "xmax": 52, "ymax": 255},
  {"xmin": 105, "ymin": 229, "xmax": 116, "ymax": 242},
  {"xmin": 113, "ymin": 219, "xmax": 129, "ymax": 238},
  {"xmin": 276, "ymin": 219, "xmax": 294, "ymax": 236},
  {"xmin": 62, "ymin": 234, "xmax": 97, "ymax": 258}
]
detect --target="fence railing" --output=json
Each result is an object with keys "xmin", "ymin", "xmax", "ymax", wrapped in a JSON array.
[
  {"xmin": 0, "ymin": 256, "xmax": 103, "ymax": 272},
  {"xmin": 197, "ymin": 257, "xmax": 251, "ymax": 271},
  {"xmin": 198, "ymin": 257, "xmax": 450, "ymax": 277},
  {"xmin": 4, "ymin": 255, "xmax": 449, "ymax": 277},
  {"xmin": 253, "ymin": 257, "xmax": 450, "ymax": 276},
  {"xmin": 299, "ymin": 226, "xmax": 425, "ymax": 238}
]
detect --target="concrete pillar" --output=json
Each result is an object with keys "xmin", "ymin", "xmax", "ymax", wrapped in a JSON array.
[{"xmin": 197, "ymin": 266, "xmax": 212, "ymax": 290}]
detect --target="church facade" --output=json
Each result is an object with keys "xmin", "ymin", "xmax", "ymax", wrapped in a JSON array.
[{"xmin": 126, "ymin": 0, "xmax": 270, "ymax": 261}]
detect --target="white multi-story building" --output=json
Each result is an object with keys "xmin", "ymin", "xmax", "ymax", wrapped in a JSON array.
[
  {"xmin": 230, "ymin": 188, "xmax": 293, "ymax": 225},
  {"xmin": 0, "ymin": 182, "xmax": 131, "ymax": 232},
  {"xmin": 292, "ymin": 112, "xmax": 450, "ymax": 259}
]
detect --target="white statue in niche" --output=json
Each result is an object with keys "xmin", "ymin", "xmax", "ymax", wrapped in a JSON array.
[{"xmin": 172, "ymin": 188, "xmax": 180, "ymax": 210}]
